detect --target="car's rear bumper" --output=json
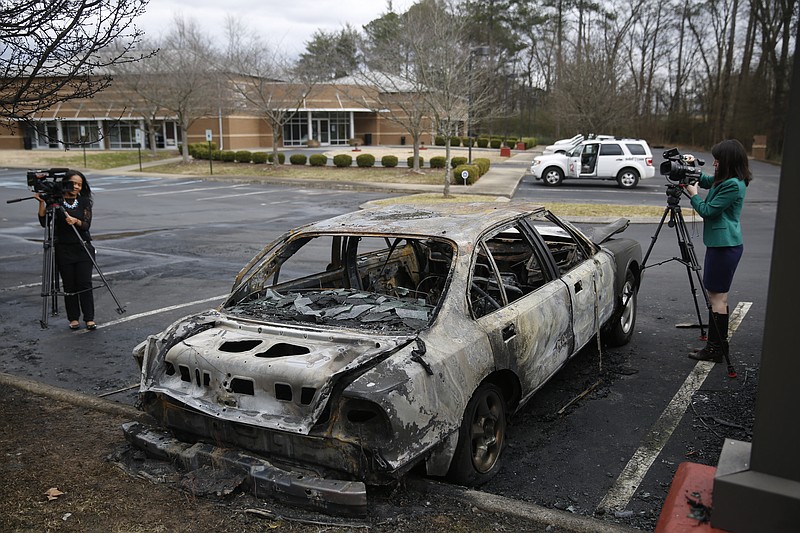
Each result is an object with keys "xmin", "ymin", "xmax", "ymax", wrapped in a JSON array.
[{"xmin": 122, "ymin": 420, "xmax": 368, "ymax": 517}]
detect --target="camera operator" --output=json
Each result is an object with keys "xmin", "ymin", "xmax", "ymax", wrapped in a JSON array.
[
  {"xmin": 685, "ymin": 139, "xmax": 752, "ymax": 362},
  {"xmin": 34, "ymin": 170, "xmax": 97, "ymax": 330}
]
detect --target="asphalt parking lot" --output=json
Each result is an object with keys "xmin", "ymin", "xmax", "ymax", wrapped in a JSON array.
[{"xmin": 0, "ymin": 156, "xmax": 780, "ymax": 530}]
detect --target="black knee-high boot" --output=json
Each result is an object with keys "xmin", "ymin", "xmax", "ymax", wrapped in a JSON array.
[{"xmin": 689, "ymin": 311, "xmax": 728, "ymax": 363}]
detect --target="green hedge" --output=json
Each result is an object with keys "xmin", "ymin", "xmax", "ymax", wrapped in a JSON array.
[
  {"xmin": 473, "ymin": 157, "xmax": 491, "ymax": 176},
  {"xmin": 234, "ymin": 150, "xmax": 252, "ymax": 163},
  {"xmin": 476, "ymin": 137, "xmax": 489, "ymax": 148},
  {"xmin": 451, "ymin": 156, "xmax": 467, "ymax": 168},
  {"xmin": 356, "ymin": 153, "xmax": 375, "ymax": 167},
  {"xmin": 333, "ymin": 154, "xmax": 353, "ymax": 167},
  {"xmin": 452, "ymin": 164, "xmax": 481, "ymax": 185},
  {"xmin": 407, "ymin": 156, "xmax": 424, "ymax": 168},
  {"xmin": 490, "ymin": 138, "xmax": 502, "ymax": 149},
  {"xmin": 252, "ymin": 152, "xmax": 268, "ymax": 164},
  {"xmin": 220, "ymin": 150, "xmax": 236, "ymax": 162},
  {"xmin": 289, "ymin": 154, "xmax": 307, "ymax": 165},
  {"xmin": 381, "ymin": 155, "xmax": 398, "ymax": 167},
  {"xmin": 267, "ymin": 153, "xmax": 286, "ymax": 164},
  {"xmin": 309, "ymin": 154, "xmax": 327, "ymax": 166},
  {"xmin": 434, "ymin": 135, "xmax": 446, "ymax": 146},
  {"xmin": 429, "ymin": 156, "xmax": 446, "ymax": 168}
]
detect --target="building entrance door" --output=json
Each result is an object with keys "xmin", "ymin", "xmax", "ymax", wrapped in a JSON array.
[{"xmin": 312, "ymin": 119, "xmax": 330, "ymax": 145}]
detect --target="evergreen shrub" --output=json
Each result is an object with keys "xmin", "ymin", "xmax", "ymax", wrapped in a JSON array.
[
  {"xmin": 356, "ymin": 154, "xmax": 375, "ymax": 167},
  {"xmin": 333, "ymin": 154, "xmax": 353, "ymax": 167},
  {"xmin": 309, "ymin": 154, "xmax": 327, "ymax": 166},
  {"xmin": 381, "ymin": 155, "xmax": 398, "ymax": 167}
]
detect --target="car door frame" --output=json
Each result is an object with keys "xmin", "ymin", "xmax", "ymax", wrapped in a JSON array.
[{"xmin": 469, "ymin": 219, "xmax": 575, "ymax": 404}]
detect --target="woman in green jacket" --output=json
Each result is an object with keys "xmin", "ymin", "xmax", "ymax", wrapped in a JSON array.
[{"xmin": 685, "ymin": 139, "xmax": 752, "ymax": 363}]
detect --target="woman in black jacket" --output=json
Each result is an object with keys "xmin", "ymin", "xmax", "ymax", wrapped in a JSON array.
[{"xmin": 35, "ymin": 170, "xmax": 97, "ymax": 330}]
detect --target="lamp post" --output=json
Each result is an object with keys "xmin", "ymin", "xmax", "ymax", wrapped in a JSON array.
[{"xmin": 467, "ymin": 45, "xmax": 490, "ymax": 164}]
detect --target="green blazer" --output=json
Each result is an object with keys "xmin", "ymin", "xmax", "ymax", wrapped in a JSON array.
[{"xmin": 690, "ymin": 173, "xmax": 746, "ymax": 247}]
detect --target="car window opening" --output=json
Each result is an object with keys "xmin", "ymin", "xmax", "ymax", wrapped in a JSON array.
[{"xmin": 225, "ymin": 235, "xmax": 455, "ymax": 332}]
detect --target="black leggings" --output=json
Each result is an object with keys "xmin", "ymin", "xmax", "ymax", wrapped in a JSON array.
[{"xmin": 57, "ymin": 257, "xmax": 94, "ymax": 322}]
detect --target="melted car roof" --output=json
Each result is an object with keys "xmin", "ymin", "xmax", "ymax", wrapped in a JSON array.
[{"xmin": 305, "ymin": 202, "xmax": 547, "ymax": 244}]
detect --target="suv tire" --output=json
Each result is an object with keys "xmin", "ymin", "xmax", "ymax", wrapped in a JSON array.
[
  {"xmin": 617, "ymin": 168, "xmax": 640, "ymax": 189},
  {"xmin": 542, "ymin": 167, "xmax": 564, "ymax": 186}
]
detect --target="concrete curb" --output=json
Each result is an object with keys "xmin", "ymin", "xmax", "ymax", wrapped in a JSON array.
[{"xmin": 0, "ymin": 372, "xmax": 146, "ymax": 421}]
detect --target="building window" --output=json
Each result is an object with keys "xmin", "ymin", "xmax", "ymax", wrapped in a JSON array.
[
  {"xmin": 63, "ymin": 121, "xmax": 101, "ymax": 149},
  {"xmin": 107, "ymin": 121, "xmax": 141, "ymax": 149},
  {"xmin": 282, "ymin": 112, "xmax": 351, "ymax": 146},
  {"xmin": 283, "ymin": 115, "xmax": 309, "ymax": 146}
]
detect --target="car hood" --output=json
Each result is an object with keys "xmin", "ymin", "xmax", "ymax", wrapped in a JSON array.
[
  {"xmin": 137, "ymin": 311, "xmax": 413, "ymax": 435},
  {"xmin": 534, "ymin": 152, "xmax": 569, "ymax": 161},
  {"xmin": 575, "ymin": 218, "xmax": 631, "ymax": 244}
]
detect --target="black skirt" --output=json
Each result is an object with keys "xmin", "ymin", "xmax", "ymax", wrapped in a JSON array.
[{"xmin": 703, "ymin": 245, "xmax": 743, "ymax": 293}]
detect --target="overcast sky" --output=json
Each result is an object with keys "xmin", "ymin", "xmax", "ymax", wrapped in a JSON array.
[{"xmin": 134, "ymin": 0, "xmax": 414, "ymax": 56}]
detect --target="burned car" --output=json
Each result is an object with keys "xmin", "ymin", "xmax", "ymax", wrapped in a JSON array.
[{"xmin": 127, "ymin": 203, "xmax": 641, "ymax": 515}]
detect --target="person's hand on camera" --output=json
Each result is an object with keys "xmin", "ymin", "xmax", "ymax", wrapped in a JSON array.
[
  {"xmin": 685, "ymin": 182, "xmax": 698, "ymax": 197},
  {"xmin": 64, "ymin": 214, "xmax": 79, "ymax": 226}
]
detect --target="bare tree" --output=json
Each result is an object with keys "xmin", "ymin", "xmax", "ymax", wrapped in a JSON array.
[
  {"xmin": 348, "ymin": 6, "xmax": 431, "ymax": 172},
  {"xmin": 0, "ymin": 0, "xmax": 153, "ymax": 124},
  {"xmin": 117, "ymin": 16, "xmax": 221, "ymax": 163},
  {"xmin": 222, "ymin": 18, "xmax": 315, "ymax": 167},
  {"xmin": 406, "ymin": 0, "xmax": 494, "ymax": 196}
]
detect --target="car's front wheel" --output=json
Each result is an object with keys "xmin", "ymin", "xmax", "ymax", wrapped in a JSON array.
[
  {"xmin": 447, "ymin": 383, "xmax": 507, "ymax": 486},
  {"xmin": 542, "ymin": 167, "xmax": 564, "ymax": 186},
  {"xmin": 603, "ymin": 268, "xmax": 637, "ymax": 346},
  {"xmin": 617, "ymin": 168, "xmax": 640, "ymax": 188}
]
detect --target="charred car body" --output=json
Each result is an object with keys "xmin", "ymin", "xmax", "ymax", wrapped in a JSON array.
[{"xmin": 128, "ymin": 203, "xmax": 642, "ymax": 514}]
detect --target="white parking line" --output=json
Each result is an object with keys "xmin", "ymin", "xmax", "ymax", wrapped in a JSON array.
[
  {"xmin": 597, "ymin": 301, "xmax": 752, "ymax": 511},
  {"xmin": 196, "ymin": 190, "xmax": 277, "ymax": 200},
  {"xmin": 138, "ymin": 184, "xmax": 249, "ymax": 196},
  {"xmin": 1, "ymin": 268, "xmax": 134, "ymax": 292},
  {"xmin": 83, "ymin": 294, "xmax": 227, "ymax": 331}
]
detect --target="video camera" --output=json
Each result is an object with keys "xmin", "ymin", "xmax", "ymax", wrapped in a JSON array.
[
  {"xmin": 660, "ymin": 148, "xmax": 704, "ymax": 186},
  {"xmin": 27, "ymin": 168, "xmax": 71, "ymax": 203}
]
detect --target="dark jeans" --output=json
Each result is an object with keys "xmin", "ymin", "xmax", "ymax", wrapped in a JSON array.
[{"xmin": 56, "ymin": 249, "xmax": 95, "ymax": 322}]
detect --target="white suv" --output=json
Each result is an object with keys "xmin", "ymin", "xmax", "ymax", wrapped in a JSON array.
[{"xmin": 531, "ymin": 138, "xmax": 655, "ymax": 189}]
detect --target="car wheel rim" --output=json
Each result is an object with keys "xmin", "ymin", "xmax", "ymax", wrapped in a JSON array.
[
  {"xmin": 470, "ymin": 389, "xmax": 505, "ymax": 473},
  {"xmin": 620, "ymin": 172, "xmax": 637, "ymax": 187},
  {"xmin": 620, "ymin": 280, "xmax": 635, "ymax": 332},
  {"xmin": 545, "ymin": 171, "xmax": 560, "ymax": 184}
]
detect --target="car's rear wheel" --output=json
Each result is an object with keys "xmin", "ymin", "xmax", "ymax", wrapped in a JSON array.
[
  {"xmin": 617, "ymin": 168, "xmax": 640, "ymax": 188},
  {"xmin": 542, "ymin": 167, "xmax": 564, "ymax": 186},
  {"xmin": 603, "ymin": 268, "xmax": 637, "ymax": 346},
  {"xmin": 447, "ymin": 383, "xmax": 507, "ymax": 486}
]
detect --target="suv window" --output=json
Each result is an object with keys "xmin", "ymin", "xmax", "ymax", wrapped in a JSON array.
[
  {"xmin": 599, "ymin": 143, "xmax": 623, "ymax": 156},
  {"xmin": 626, "ymin": 143, "xmax": 646, "ymax": 155}
]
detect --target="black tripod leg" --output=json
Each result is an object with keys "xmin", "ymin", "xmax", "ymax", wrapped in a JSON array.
[
  {"xmin": 40, "ymin": 210, "xmax": 59, "ymax": 328},
  {"xmin": 672, "ymin": 207, "xmax": 710, "ymax": 339},
  {"xmin": 640, "ymin": 206, "xmax": 672, "ymax": 270}
]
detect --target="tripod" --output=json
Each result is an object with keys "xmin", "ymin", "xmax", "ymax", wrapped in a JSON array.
[
  {"xmin": 640, "ymin": 184, "xmax": 735, "ymax": 375},
  {"xmin": 8, "ymin": 196, "xmax": 127, "ymax": 328}
]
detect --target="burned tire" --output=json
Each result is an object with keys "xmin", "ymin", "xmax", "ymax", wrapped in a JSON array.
[
  {"xmin": 541, "ymin": 167, "xmax": 564, "ymax": 186},
  {"xmin": 447, "ymin": 383, "xmax": 507, "ymax": 486},
  {"xmin": 603, "ymin": 268, "xmax": 637, "ymax": 346}
]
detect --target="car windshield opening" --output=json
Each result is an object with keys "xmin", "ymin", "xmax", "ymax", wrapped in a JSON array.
[{"xmin": 224, "ymin": 235, "xmax": 455, "ymax": 332}]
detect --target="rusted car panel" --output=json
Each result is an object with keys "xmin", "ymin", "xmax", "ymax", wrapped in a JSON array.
[{"xmin": 130, "ymin": 202, "xmax": 642, "ymax": 509}]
